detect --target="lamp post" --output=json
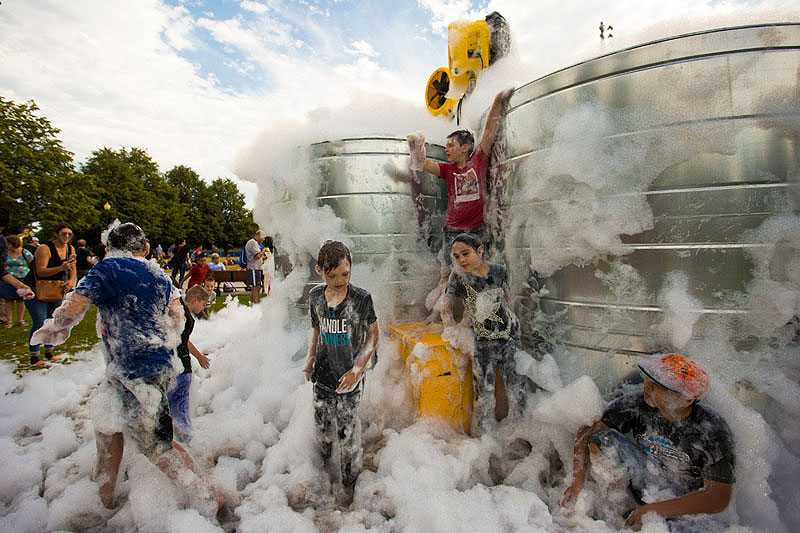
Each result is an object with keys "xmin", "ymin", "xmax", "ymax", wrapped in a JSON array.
[{"xmin": 103, "ymin": 202, "xmax": 112, "ymax": 227}]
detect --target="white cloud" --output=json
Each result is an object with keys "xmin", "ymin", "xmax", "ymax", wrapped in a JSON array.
[
  {"xmin": 418, "ymin": 0, "xmax": 485, "ymax": 31},
  {"xmin": 348, "ymin": 39, "xmax": 379, "ymax": 58},
  {"xmin": 240, "ymin": 0, "xmax": 269, "ymax": 15}
]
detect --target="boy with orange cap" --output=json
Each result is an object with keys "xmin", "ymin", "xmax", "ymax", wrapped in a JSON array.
[{"xmin": 561, "ymin": 354, "xmax": 735, "ymax": 529}]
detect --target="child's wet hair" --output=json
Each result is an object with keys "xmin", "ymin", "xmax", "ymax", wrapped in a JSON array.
[
  {"xmin": 452, "ymin": 233, "xmax": 484, "ymax": 255},
  {"xmin": 317, "ymin": 240, "xmax": 352, "ymax": 273},
  {"xmin": 107, "ymin": 223, "xmax": 147, "ymax": 253},
  {"xmin": 447, "ymin": 129, "xmax": 475, "ymax": 153},
  {"xmin": 186, "ymin": 285, "xmax": 209, "ymax": 302}
]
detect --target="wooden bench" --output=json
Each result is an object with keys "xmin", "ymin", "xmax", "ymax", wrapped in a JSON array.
[{"xmin": 211, "ymin": 269, "xmax": 250, "ymax": 294}]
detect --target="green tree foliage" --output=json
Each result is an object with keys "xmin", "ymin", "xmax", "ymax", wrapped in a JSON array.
[
  {"xmin": 0, "ymin": 97, "xmax": 100, "ymax": 234},
  {"xmin": 2, "ymin": 96, "xmax": 257, "ymax": 248},
  {"xmin": 165, "ymin": 166, "xmax": 257, "ymax": 249},
  {"xmin": 207, "ymin": 177, "xmax": 259, "ymax": 249},
  {"xmin": 82, "ymin": 147, "xmax": 189, "ymax": 245}
]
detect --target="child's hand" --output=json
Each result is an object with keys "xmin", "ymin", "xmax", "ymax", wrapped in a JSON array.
[
  {"xmin": 196, "ymin": 353, "xmax": 210, "ymax": 369},
  {"xmin": 560, "ymin": 479, "xmax": 584, "ymax": 508},
  {"xmin": 407, "ymin": 131, "xmax": 426, "ymax": 171},
  {"xmin": 336, "ymin": 365, "xmax": 364, "ymax": 394},
  {"xmin": 302, "ymin": 360, "xmax": 314, "ymax": 382},
  {"xmin": 624, "ymin": 505, "xmax": 650, "ymax": 530}
]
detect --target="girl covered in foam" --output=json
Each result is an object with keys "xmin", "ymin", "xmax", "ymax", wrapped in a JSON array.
[{"xmin": 440, "ymin": 232, "xmax": 527, "ymax": 435}]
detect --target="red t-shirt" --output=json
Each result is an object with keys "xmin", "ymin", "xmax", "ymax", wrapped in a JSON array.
[
  {"xmin": 437, "ymin": 146, "xmax": 488, "ymax": 230},
  {"xmin": 186, "ymin": 263, "xmax": 211, "ymax": 288}
]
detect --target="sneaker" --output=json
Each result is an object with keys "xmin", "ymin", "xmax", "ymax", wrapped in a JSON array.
[{"xmin": 18, "ymin": 320, "xmax": 29, "ymax": 327}]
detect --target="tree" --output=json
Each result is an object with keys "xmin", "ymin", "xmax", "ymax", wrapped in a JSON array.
[
  {"xmin": 207, "ymin": 177, "xmax": 258, "ymax": 249},
  {"xmin": 1, "ymin": 97, "xmax": 257, "ymax": 247},
  {"xmin": 165, "ymin": 167, "xmax": 257, "ymax": 249},
  {"xmin": 165, "ymin": 165, "xmax": 214, "ymax": 246},
  {"xmin": 82, "ymin": 147, "xmax": 188, "ymax": 245},
  {"xmin": 0, "ymin": 97, "xmax": 99, "ymax": 235}
]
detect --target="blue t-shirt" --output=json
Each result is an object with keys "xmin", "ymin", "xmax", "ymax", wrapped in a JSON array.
[{"xmin": 76, "ymin": 256, "xmax": 176, "ymax": 379}]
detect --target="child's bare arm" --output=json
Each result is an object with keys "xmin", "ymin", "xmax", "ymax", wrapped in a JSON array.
[
  {"xmin": 303, "ymin": 327, "xmax": 320, "ymax": 382},
  {"xmin": 336, "ymin": 321, "xmax": 379, "ymax": 394},
  {"xmin": 441, "ymin": 295, "xmax": 456, "ymax": 328},
  {"xmin": 407, "ymin": 131, "xmax": 441, "ymax": 177},
  {"xmin": 422, "ymin": 160, "xmax": 441, "ymax": 176},
  {"xmin": 625, "ymin": 479, "xmax": 733, "ymax": 528},
  {"xmin": 187, "ymin": 339, "xmax": 210, "ymax": 369},
  {"xmin": 479, "ymin": 88, "xmax": 514, "ymax": 154},
  {"xmin": 561, "ymin": 419, "xmax": 608, "ymax": 508}
]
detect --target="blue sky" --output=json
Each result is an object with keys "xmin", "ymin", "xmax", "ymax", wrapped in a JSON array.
[{"xmin": 1, "ymin": 1, "xmax": 796, "ymax": 207}]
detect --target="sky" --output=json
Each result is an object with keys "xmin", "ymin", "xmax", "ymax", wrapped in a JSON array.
[{"xmin": 1, "ymin": 0, "xmax": 797, "ymax": 207}]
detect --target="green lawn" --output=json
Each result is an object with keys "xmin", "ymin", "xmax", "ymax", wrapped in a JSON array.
[{"xmin": 0, "ymin": 292, "xmax": 251, "ymax": 375}]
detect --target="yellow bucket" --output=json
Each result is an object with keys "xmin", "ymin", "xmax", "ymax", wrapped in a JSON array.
[{"xmin": 389, "ymin": 322, "xmax": 474, "ymax": 432}]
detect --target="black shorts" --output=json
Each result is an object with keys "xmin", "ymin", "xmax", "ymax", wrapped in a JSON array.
[{"xmin": 247, "ymin": 269, "xmax": 264, "ymax": 287}]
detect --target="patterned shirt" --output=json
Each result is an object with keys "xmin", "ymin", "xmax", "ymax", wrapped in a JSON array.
[
  {"xmin": 5, "ymin": 248, "xmax": 33, "ymax": 279},
  {"xmin": 446, "ymin": 262, "xmax": 520, "ymax": 343}
]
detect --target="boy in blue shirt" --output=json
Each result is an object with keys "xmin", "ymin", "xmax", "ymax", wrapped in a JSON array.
[
  {"xmin": 32, "ymin": 223, "xmax": 223, "ymax": 517},
  {"xmin": 302, "ymin": 240, "xmax": 379, "ymax": 495}
]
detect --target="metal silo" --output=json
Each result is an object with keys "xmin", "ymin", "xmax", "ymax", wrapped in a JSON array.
[
  {"xmin": 497, "ymin": 23, "xmax": 800, "ymax": 398},
  {"xmin": 305, "ymin": 137, "xmax": 447, "ymax": 318}
]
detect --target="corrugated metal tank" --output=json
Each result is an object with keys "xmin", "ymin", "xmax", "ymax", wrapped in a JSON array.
[
  {"xmin": 305, "ymin": 137, "xmax": 447, "ymax": 317},
  {"xmin": 498, "ymin": 24, "xmax": 800, "ymax": 395}
]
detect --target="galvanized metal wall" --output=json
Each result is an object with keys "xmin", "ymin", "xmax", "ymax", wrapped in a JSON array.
[
  {"xmin": 307, "ymin": 137, "xmax": 447, "ymax": 317},
  {"xmin": 498, "ymin": 24, "xmax": 800, "ymax": 393}
]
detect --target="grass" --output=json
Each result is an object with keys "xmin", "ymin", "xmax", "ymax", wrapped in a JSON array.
[
  {"xmin": 0, "ymin": 291, "xmax": 252, "ymax": 375},
  {"xmin": 0, "ymin": 305, "xmax": 100, "ymax": 374}
]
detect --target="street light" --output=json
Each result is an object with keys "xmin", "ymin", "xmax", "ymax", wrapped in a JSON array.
[{"xmin": 103, "ymin": 202, "xmax": 112, "ymax": 227}]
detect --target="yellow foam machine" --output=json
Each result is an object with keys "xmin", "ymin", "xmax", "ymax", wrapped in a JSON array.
[
  {"xmin": 389, "ymin": 322, "xmax": 474, "ymax": 432},
  {"xmin": 425, "ymin": 11, "xmax": 511, "ymax": 120}
]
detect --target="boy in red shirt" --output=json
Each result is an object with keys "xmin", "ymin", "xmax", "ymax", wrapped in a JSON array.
[
  {"xmin": 408, "ymin": 88, "xmax": 514, "ymax": 320},
  {"xmin": 183, "ymin": 253, "xmax": 211, "ymax": 289}
]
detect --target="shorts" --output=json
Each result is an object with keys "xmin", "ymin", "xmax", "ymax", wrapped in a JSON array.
[
  {"xmin": 107, "ymin": 372, "xmax": 174, "ymax": 457},
  {"xmin": 247, "ymin": 268, "xmax": 264, "ymax": 287},
  {"xmin": 0, "ymin": 279, "xmax": 23, "ymax": 300}
]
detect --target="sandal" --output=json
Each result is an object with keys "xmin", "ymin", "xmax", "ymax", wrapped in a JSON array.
[
  {"xmin": 18, "ymin": 320, "xmax": 29, "ymax": 327},
  {"xmin": 3, "ymin": 322, "xmax": 12, "ymax": 329},
  {"xmin": 30, "ymin": 355, "xmax": 47, "ymax": 367}
]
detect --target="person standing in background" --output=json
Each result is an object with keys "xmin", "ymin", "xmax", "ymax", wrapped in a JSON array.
[
  {"xmin": 23, "ymin": 236, "xmax": 39, "ymax": 256},
  {"xmin": 244, "ymin": 230, "xmax": 269, "ymax": 305},
  {"xmin": 1, "ymin": 234, "xmax": 34, "ymax": 328},
  {"xmin": 0, "ymin": 210, "xmax": 35, "ymax": 317},
  {"xmin": 75, "ymin": 239, "xmax": 95, "ymax": 283},
  {"xmin": 25, "ymin": 223, "xmax": 76, "ymax": 366},
  {"xmin": 168, "ymin": 239, "xmax": 190, "ymax": 288}
]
